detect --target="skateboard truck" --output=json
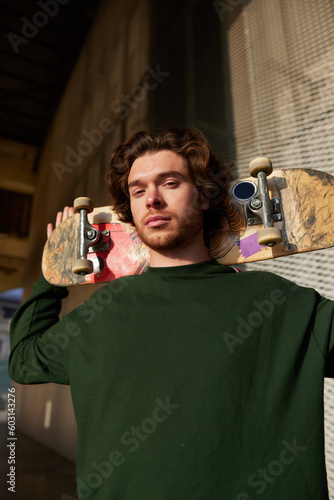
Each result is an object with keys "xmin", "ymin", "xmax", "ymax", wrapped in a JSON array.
[
  {"xmin": 248, "ymin": 157, "xmax": 283, "ymax": 247},
  {"xmin": 248, "ymin": 198, "xmax": 282, "ymax": 227},
  {"xmin": 71, "ymin": 197, "xmax": 109, "ymax": 275},
  {"xmin": 231, "ymin": 158, "xmax": 283, "ymax": 247}
]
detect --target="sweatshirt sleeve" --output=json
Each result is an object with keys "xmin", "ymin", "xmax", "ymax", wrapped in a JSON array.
[
  {"xmin": 8, "ymin": 274, "xmax": 72, "ymax": 385},
  {"xmin": 313, "ymin": 296, "xmax": 334, "ymax": 378}
]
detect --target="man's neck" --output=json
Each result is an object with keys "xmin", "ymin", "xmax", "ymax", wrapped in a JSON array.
[{"xmin": 149, "ymin": 240, "xmax": 211, "ymax": 268}]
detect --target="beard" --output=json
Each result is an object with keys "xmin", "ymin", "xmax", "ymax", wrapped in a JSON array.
[{"xmin": 134, "ymin": 204, "xmax": 204, "ymax": 252}]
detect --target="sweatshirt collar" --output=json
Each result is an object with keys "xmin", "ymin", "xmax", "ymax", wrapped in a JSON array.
[{"xmin": 146, "ymin": 259, "xmax": 234, "ymax": 275}]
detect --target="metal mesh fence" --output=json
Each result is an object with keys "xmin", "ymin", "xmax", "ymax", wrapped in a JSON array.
[{"xmin": 225, "ymin": 0, "xmax": 334, "ymax": 494}]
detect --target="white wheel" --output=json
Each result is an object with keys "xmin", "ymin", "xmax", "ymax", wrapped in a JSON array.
[
  {"xmin": 257, "ymin": 227, "xmax": 283, "ymax": 247},
  {"xmin": 73, "ymin": 197, "xmax": 94, "ymax": 214},
  {"xmin": 249, "ymin": 157, "xmax": 273, "ymax": 177},
  {"xmin": 72, "ymin": 258, "xmax": 94, "ymax": 275}
]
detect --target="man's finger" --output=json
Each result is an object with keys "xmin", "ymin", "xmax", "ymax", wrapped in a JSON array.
[
  {"xmin": 62, "ymin": 206, "xmax": 74, "ymax": 222},
  {"xmin": 47, "ymin": 206, "xmax": 75, "ymax": 239},
  {"xmin": 47, "ymin": 223, "xmax": 53, "ymax": 239}
]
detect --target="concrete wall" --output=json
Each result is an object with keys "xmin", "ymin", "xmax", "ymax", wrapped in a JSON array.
[{"xmin": 14, "ymin": 0, "xmax": 153, "ymax": 461}]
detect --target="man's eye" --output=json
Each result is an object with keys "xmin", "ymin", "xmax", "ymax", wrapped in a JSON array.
[
  {"xmin": 132, "ymin": 189, "xmax": 145, "ymax": 197},
  {"xmin": 165, "ymin": 181, "xmax": 178, "ymax": 188}
]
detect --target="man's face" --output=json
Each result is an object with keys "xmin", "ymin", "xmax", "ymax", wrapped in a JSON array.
[{"xmin": 128, "ymin": 150, "xmax": 208, "ymax": 252}]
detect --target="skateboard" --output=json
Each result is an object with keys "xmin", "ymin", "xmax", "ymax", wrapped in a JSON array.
[{"xmin": 42, "ymin": 158, "xmax": 334, "ymax": 286}]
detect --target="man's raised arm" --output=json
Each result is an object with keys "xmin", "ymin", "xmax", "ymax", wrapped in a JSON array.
[{"xmin": 8, "ymin": 207, "xmax": 75, "ymax": 385}]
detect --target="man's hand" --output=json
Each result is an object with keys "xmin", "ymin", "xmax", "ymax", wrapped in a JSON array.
[{"xmin": 47, "ymin": 206, "xmax": 74, "ymax": 239}]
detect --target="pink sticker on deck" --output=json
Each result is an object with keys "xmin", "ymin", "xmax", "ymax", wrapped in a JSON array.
[{"xmin": 238, "ymin": 233, "xmax": 265, "ymax": 258}]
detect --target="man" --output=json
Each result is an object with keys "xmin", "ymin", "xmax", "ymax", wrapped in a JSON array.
[{"xmin": 9, "ymin": 129, "xmax": 334, "ymax": 499}]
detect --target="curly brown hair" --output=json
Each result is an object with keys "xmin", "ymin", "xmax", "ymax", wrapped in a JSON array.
[{"xmin": 105, "ymin": 128, "xmax": 233, "ymax": 235}]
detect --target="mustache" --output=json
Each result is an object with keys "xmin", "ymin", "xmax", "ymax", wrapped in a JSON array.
[{"xmin": 141, "ymin": 211, "xmax": 173, "ymax": 225}]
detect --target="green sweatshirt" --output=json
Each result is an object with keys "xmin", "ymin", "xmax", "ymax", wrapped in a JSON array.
[{"xmin": 8, "ymin": 261, "xmax": 334, "ymax": 499}]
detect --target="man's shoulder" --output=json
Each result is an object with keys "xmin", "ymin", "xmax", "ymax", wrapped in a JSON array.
[
  {"xmin": 236, "ymin": 268, "xmax": 322, "ymax": 301},
  {"xmin": 235, "ymin": 268, "xmax": 297, "ymax": 287}
]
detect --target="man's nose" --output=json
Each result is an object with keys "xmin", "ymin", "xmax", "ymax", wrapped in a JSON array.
[{"xmin": 146, "ymin": 188, "xmax": 165, "ymax": 209}]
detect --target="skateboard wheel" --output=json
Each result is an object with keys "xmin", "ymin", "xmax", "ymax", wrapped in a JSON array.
[
  {"xmin": 257, "ymin": 227, "xmax": 283, "ymax": 247},
  {"xmin": 72, "ymin": 258, "xmax": 94, "ymax": 275},
  {"xmin": 249, "ymin": 157, "xmax": 273, "ymax": 177},
  {"xmin": 73, "ymin": 197, "xmax": 94, "ymax": 214}
]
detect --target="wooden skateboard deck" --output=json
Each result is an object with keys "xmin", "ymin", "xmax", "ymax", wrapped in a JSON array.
[{"xmin": 42, "ymin": 168, "xmax": 334, "ymax": 287}]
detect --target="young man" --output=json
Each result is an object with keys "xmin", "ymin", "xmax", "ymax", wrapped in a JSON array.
[{"xmin": 9, "ymin": 129, "xmax": 334, "ymax": 499}]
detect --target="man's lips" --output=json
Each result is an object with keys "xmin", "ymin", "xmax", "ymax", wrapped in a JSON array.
[{"xmin": 145, "ymin": 215, "xmax": 171, "ymax": 227}]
